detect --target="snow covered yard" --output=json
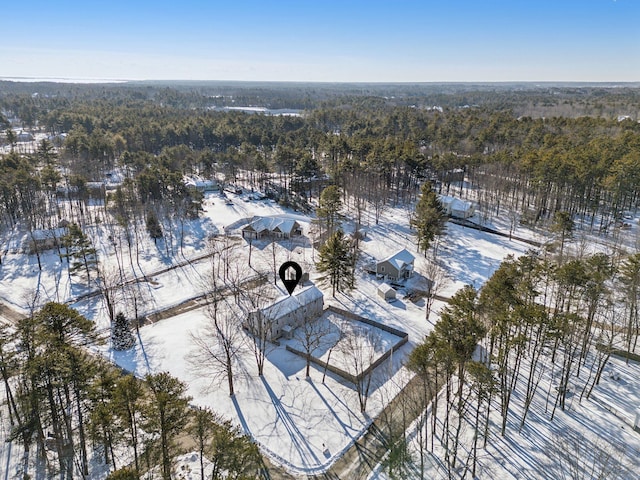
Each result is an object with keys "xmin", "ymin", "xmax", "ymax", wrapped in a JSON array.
[
  {"xmin": 0, "ymin": 195, "xmax": 535, "ymax": 476},
  {"xmin": 96, "ymin": 207, "xmax": 530, "ymax": 475},
  {"xmin": 285, "ymin": 309, "xmax": 405, "ymax": 370}
]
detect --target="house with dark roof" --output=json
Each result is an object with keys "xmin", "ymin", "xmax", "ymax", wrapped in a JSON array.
[{"xmin": 376, "ymin": 249, "xmax": 415, "ymax": 282}]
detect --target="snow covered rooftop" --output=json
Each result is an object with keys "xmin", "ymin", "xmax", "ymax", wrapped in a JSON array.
[
  {"xmin": 259, "ymin": 285, "xmax": 323, "ymax": 320},
  {"xmin": 439, "ymin": 194, "xmax": 474, "ymax": 212},
  {"xmin": 377, "ymin": 283, "xmax": 395, "ymax": 294},
  {"xmin": 244, "ymin": 216, "xmax": 299, "ymax": 235},
  {"xmin": 380, "ymin": 248, "xmax": 415, "ymax": 270}
]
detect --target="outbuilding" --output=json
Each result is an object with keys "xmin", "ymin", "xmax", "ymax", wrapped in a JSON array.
[{"xmin": 377, "ymin": 283, "xmax": 397, "ymax": 301}]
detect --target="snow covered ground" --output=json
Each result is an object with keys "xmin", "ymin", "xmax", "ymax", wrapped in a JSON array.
[
  {"xmin": 2, "ymin": 189, "xmax": 603, "ymax": 478},
  {"xmin": 369, "ymin": 350, "xmax": 640, "ymax": 480}
]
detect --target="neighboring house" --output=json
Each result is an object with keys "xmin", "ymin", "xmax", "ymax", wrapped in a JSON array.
[
  {"xmin": 376, "ymin": 248, "xmax": 415, "ymax": 282},
  {"xmin": 245, "ymin": 286, "xmax": 324, "ymax": 341},
  {"xmin": 242, "ymin": 216, "xmax": 302, "ymax": 240},
  {"xmin": 25, "ymin": 227, "xmax": 68, "ymax": 254},
  {"xmin": 377, "ymin": 283, "xmax": 396, "ymax": 301},
  {"xmin": 16, "ymin": 131, "xmax": 34, "ymax": 142},
  {"xmin": 439, "ymin": 195, "xmax": 476, "ymax": 219},
  {"xmin": 183, "ymin": 175, "xmax": 218, "ymax": 193}
]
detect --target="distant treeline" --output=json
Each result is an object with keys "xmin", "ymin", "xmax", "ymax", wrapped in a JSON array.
[
  {"xmin": 1, "ymin": 80, "xmax": 639, "ymax": 115},
  {"xmin": 1, "ymin": 81, "xmax": 640, "ymax": 240}
]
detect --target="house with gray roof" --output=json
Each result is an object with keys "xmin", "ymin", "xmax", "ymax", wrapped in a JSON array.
[
  {"xmin": 241, "ymin": 216, "xmax": 302, "ymax": 240},
  {"xmin": 245, "ymin": 285, "xmax": 324, "ymax": 341},
  {"xmin": 376, "ymin": 249, "xmax": 415, "ymax": 282}
]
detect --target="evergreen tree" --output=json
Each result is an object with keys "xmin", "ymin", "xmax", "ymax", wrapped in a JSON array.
[
  {"xmin": 105, "ymin": 468, "xmax": 139, "ymax": 480},
  {"xmin": 88, "ymin": 364, "xmax": 120, "ymax": 468},
  {"xmin": 550, "ymin": 210, "xmax": 574, "ymax": 263},
  {"xmin": 146, "ymin": 211, "xmax": 163, "ymax": 244},
  {"xmin": 209, "ymin": 418, "xmax": 262, "ymax": 480},
  {"xmin": 411, "ymin": 182, "xmax": 446, "ymax": 255},
  {"xmin": 21, "ymin": 303, "xmax": 98, "ymax": 479},
  {"xmin": 618, "ymin": 253, "xmax": 640, "ymax": 359},
  {"xmin": 112, "ymin": 375, "xmax": 145, "ymax": 476},
  {"xmin": 61, "ymin": 223, "xmax": 98, "ymax": 282},
  {"xmin": 187, "ymin": 406, "xmax": 217, "ymax": 480},
  {"xmin": 316, "ymin": 229, "xmax": 355, "ymax": 297},
  {"xmin": 316, "ymin": 185, "xmax": 343, "ymax": 236},
  {"xmin": 111, "ymin": 312, "xmax": 136, "ymax": 351},
  {"xmin": 143, "ymin": 372, "xmax": 192, "ymax": 480}
]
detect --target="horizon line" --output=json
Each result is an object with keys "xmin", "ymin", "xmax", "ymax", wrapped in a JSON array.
[{"xmin": 1, "ymin": 77, "xmax": 640, "ymax": 87}]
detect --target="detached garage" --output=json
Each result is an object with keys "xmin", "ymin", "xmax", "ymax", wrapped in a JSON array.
[{"xmin": 377, "ymin": 283, "xmax": 397, "ymax": 301}]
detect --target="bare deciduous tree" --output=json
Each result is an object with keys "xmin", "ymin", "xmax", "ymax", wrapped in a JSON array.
[
  {"xmin": 339, "ymin": 326, "xmax": 382, "ymax": 413},
  {"xmin": 295, "ymin": 314, "xmax": 333, "ymax": 378},
  {"xmin": 189, "ymin": 299, "xmax": 245, "ymax": 396},
  {"xmin": 422, "ymin": 258, "xmax": 450, "ymax": 323}
]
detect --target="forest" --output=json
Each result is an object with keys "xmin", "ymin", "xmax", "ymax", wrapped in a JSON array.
[{"xmin": 1, "ymin": 81, "xmax": 640, "ymax": 479}]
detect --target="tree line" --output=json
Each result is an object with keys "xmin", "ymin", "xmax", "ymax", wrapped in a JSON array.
[
  {"xmin": 2, "ymin": 90, "xmax": 640, "ymax": 242},
  {"xmin": 0, "ymin": 301, "xmax": 261, "ymax": 480},
  {"xmin": 402, "ymin": 241, "xmax": 640, "ymax": 479}
]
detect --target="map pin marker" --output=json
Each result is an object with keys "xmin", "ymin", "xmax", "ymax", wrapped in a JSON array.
[{"xmin": 279, "ymin": 261, "xmax": 303, "ymax": 295}]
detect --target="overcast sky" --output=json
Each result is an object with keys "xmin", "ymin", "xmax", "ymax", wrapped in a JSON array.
[{"xmin": 1, "ymin": 0, "xmax": 638, "ymax": 83}]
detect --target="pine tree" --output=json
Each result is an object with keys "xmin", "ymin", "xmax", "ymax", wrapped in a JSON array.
[
  {"xmin": 209, "ymin": 418, "xmax": 262, "ymax": 480},
  {"xmin": 619, "ymin": 253, "xmax": 640, "ymax": 359},
  {"xmin": 112, "ymin": 375, "xmax": 145, "ymax": 476},
  {"xmin": 146, "ymin": 211, "xmax": 163, "ymax": 244},
  {"xmin": 21, "ymin": 303, "xmax": 98, "ymax": 479},
  {"xmin": 142, "ymin": 372, "xmax": 192, "ymax": 480},
  {"xmin": 411, "ymin": 182, "xmax": 446, "ymax": 255},
  {"xmin": 187, "ymin": 406, "xmax": 217, "ymax": 480},
  {"xmin": 105, "ymin": 468, "xmax": 139, "ymax": 480},
  {"xmin": 111, "ymin": 312, "xmax": 136, "ymax": 351},
  {"xmin": 61, "ymin": 223, "xmax": 98, "ymax": 282},
  {"xmin": 316, "ymin": 185, "xmax": 343, "ymax": 236},
  {"xmin": 550, "ymin": 210, "xmax": 574, "ymax": 263},
  {"xmin": 316, "ymin": 229, "xmax": 355, "ymax": 297}
]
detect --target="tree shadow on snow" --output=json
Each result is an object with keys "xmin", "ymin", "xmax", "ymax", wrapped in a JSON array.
[{"xmin": 261, "ymin": 376, "xmax": 322, "ymax": 469}]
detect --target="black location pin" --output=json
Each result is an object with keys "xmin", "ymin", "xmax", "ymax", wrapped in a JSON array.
[{"xmin": 279, "ymin": 261, "xmax": 303, "ymax": 295}]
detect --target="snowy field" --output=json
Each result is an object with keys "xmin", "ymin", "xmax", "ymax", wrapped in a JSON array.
[{"xmin": 9, "ymin": 187, "xmax": 628, "ymax": 478}]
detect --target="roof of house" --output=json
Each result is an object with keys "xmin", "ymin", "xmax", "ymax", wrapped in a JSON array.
[
  {"xmin": 257, "ymin": 285, "xmax": 323, "ymax": 321},
  {"xmin": 243, "ymin": 216, "xmax": 300, "ymax": 235},
  {"xmin": 379, "ymin": 248, "xmax": 415, "ymax": 271},
  {"xmin": 183, "ymin": 175, "xmax": 216, "ymax": 188},
  {"xmin": 439, "ymin": 195, "xmax": 474, "ymax": 212},
  {"xmin": 31, "ymin": 228, "xmax": 67, "ymax": 241}
]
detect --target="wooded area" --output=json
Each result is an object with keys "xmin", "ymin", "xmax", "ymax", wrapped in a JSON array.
[{"xmin": 2, "ymin": 81, "xmax": 640, "ymax": 479}]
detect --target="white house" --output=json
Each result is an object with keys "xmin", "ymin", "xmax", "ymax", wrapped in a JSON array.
[
  {"xmin": 376, "ymin": 249, "xmax": 415, "ymax": 282},
  {"xmin": 439, "ymin": 195, "xmax": 476, "ymax": 219},
  {"xmin": 245, "ymin": 286, "xmax": 324, "ymax": 341}
]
